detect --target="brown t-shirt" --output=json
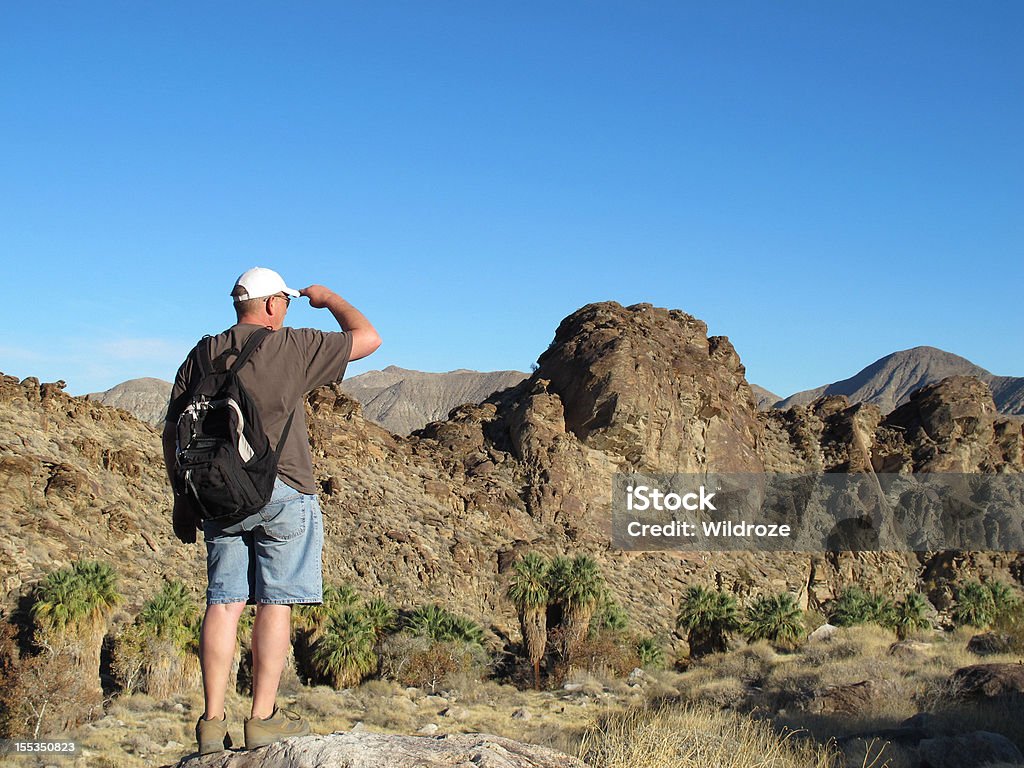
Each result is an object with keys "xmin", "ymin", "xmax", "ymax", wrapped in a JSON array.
[{"xmin": 165, "ymin": 323, "xmax": 352, "ymax": 494}]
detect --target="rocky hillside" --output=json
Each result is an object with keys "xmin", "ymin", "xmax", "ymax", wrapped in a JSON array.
[
  {"xmin": 750, "ymin": 384, "xmax": 781, "ymax": 410},
  {"xmin": 340, "ymin": 366, "xmax": 528, "ymax": 434},
  {"xmin": 2, "ymin": 302, "xmax": 1023, "ymax": 658},
  {"xmin": 775, "ymin": 346, "xmax": 1023, "ymax": 415}
]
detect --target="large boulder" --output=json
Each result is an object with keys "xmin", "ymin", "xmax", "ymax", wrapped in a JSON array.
[
  {"xmin": 173, "ymin": 732, "xmax": 590, "ymax": 768},
  {"xmin": 803, "ymin": 679, "xmax": 899, "ymax": 715},
  {"xmin": 918, "ymin": 731, "xmax": 1024, "ymax": 768},
  {"xmin": 946, "ymin": 663, "xmax": 1024, "ymax": 700}
]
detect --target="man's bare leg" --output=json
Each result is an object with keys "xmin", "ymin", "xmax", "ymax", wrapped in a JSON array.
[
  {"xmin": 249, "ymin": 603, "xmax": 292, "ymax": 719},
  {"xmin": 199, "ymin": 601, "xmax": 247, "ymax": 720}
]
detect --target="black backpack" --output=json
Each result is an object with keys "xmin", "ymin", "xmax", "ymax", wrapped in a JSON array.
[{"xmin": 174, "ymin": 327, "xmax": 294, "ymax": 525}]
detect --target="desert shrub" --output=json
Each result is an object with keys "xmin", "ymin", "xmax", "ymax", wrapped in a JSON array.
[
  {"xmin": 742, "ymin": 593, "xmax": 806, "ymax": 649},
  {"xmin": 0, "ymin": 646, "xmax": 99, "ymax": 738},
  {"xmin": 378, "ymin": 632, "xmax": 489, "ymax": 693},
  {"xmin": 0, "ymin": 618, "xmax": 21, "ymax": 736},
  {"xmin": 570, "ymin": 630, "xmax": 640, "ymax": 678}
]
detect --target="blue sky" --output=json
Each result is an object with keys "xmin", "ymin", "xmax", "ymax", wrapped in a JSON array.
[{"xmin": 2, "ymin": 2, "xmax": 1021, "ymax": 397}]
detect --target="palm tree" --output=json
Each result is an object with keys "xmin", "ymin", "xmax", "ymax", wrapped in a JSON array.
[
  {"xmin": 507, "ymin": 552, "xmax": 549, "ymax": 689},
  {"xmin": 407, "ymin": 604, "xmax": 484, "ymax": 647},
  {"xmin": 31, "ymin": 561, "xmax": 121, "ymax": 700},
  {"xmin": 986, "ymin": 580, "xmax": 1021, "ymax": 620},
  {"xmin": 828, "ymin": 586, "xmax": 894, "ymax": 628},
  {"xmin": 887, "ymin": 592, "xmax": 931, "ymax": 640},
  {"xmin": 676, "ymin": 585, "xmax": 739, "ymax": 657},
  {"xmin": 590, "ymin": 591, "xmax": 629, "ymax": 634},
  {"xmin": 742, "ymin": 593, "xmax": 806, "ymax": 649},
  {"xmin": 363, "ymin": 598, "xmax": 397, "ymax": 642},
  {"xmin": 133, "ymin": 581, "xmax": 201, "ymax": 697},
  {"xmin": 550, "ymin": 554, "xmax": 604, "ymax": 665},
  {"xmin": 635, "ymin": 636, "xmax": 664, "ymax": 669},
  {"xmin": 311, "ymin": 608, "xmax": 377, "ymax": 688},
  {"xmin": 954, "ymin": 580, "xmax": 996, "ymax": 628}
]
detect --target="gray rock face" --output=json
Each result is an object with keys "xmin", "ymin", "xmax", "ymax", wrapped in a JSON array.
[
  {"xmin": 87, "ymin": 377, "xmax": 172, "ymax": 424},
  {"xmin": 342, "ymin": 366, "xmax": 528, "ymax": 435},
  {"xmin": 173, "ymin": 731, "xmax": 589, "ymax": 768}
]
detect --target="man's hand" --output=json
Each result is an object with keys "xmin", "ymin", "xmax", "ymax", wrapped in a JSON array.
[
  {"xmin": 299, "ymin": 284, "xmax": 382, "ymax": 361},
  {"xmin": 172, "ymin": 496, "xmax": 199, "ymax": 544},
  {"xmin": 299, "ymin": 285, "xmax": 337, "ymax": 309}
]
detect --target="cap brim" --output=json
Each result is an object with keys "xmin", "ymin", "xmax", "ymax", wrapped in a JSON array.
[{"xmin": 282, "ymin": 286, "xmax": 301, "ymax": 298}]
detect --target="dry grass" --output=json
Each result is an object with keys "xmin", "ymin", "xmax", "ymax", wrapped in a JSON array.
[
  {"xmin": 10, "ymin": 622, "xmax": 1024, "ymax": 767},
  {"xmin": 577, "ymin": 702, "xmax": 840, "ymax": 768}
]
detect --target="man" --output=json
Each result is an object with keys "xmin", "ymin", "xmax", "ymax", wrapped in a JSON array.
[{"xmin": 161, "ymin": 267, "xmax": 381, "ymax": 754}]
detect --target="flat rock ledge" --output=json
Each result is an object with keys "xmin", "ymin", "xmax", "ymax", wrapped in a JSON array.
[{"xmin": 173, "ymin": 731, "xmax": 590, "ymax": 768}]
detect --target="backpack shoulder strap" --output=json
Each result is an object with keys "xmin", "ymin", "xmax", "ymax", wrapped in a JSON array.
[
  {"xmin": 231, "ymin": 327, "xmax": 272, "ymax": 372},
  {"xmin": 195, "ymin": 335, "xmax": 214, "ymax": 378}
]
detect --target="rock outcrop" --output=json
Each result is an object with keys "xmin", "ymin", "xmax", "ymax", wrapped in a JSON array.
[
  {"xmin": 533, "ymin": 303, "xmax": 762, "ymax": 473},
  {"xmin": 172, "ymin": 732, "xmax": 589, "ymax": 768}
]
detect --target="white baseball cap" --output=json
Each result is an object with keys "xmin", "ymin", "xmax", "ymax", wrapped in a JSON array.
[{"xmin": 231, "ymin": 267, "xmax": 301, "ymax": 301}]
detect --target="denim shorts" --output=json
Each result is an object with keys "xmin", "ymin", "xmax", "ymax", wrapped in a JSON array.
[{"xmin": 203, "ymin": 478, "xmax": 324, "ymax": 605}]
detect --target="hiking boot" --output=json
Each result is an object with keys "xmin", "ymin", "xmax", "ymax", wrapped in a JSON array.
[
  {"xmin": 196, "ymin": 712, "xmax": 232, "ymax": 755},
  {"xmin": 244, "ymin": 707, "xmax": 310, "ymax": 750}
]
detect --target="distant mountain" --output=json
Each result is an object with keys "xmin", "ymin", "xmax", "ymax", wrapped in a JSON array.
[
  {"xmin": 749, "ymin": 384, "xmax": 781, "ymax": 411},
  {"xmin": 87, "ymin": 377, "xmax": 172, "ymax": 424},
  {"xmin": 88, "ymin": 367, "xmax": 529, "ymax": 434},
  {"xmin": 340, "ymin": 366, "xmax": 528, "ymax": 435},
  {"xmin": 774, "ymin": 346, "xmax": 1023, "ymax": 415}
]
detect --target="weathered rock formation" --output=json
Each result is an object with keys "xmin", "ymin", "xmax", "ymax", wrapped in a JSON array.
[{"xmin": 171, "ymin": 732, "xmax": 589, "ymax": 768}]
